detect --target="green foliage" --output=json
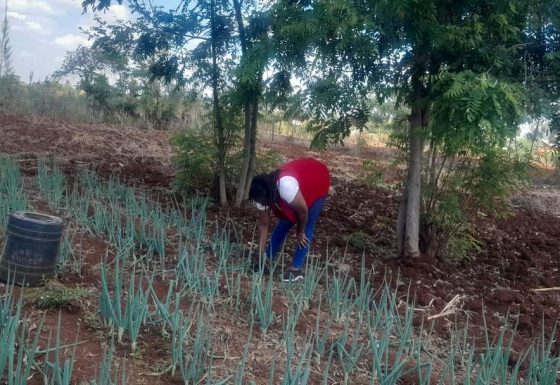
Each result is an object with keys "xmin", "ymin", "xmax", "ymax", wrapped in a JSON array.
[
  {"xmin": 360, "ymin": 160, "xmax": 384, "ymax": 187},
  {"xmin": 0, "ymin": 77, "xmax": 91, "ymax": 121},
  {"xmin": 466, "ymin": 150, "xmax": 528, "ymax": 212},
  {"xmin": 446, "ymin": 224, "xmax": 483, "ymax": 263},
  {"xmin": 422, "ymin": 149, "xmax": 527, "ymax": 260},
  {"xmin": 414, "ymin": 67, "xmax": 528, "ymax": 260},
  {"xmin": 344, "ymin": 231, "xmax": 368, "ymax": 250},
  {"xmin": 172, "ymin": 125, "xmax": 283, "ymax": 194},
  {"xmin": 254, "ymin": 148, "xmax": 284, "ymax": 175},
  {"xmin": 431, "ymin": 71, "xmax": 524, "ymax": 155},
  {"xmin": 25, "ymin": 282, "xmax": 89, "ymax": 310},
  {"xmin": 550, "ymin": 111, "xmax": 560, "ymax": 160},
  {"xmin": 172, "ymin": 131, "xmax": 217, "ymax": 192},
  {"xmin": 0, "ymin": 71, "xmax": 198, "ymax": 128}
]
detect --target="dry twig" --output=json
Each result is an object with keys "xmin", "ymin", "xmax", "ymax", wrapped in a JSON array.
[
  {"xmin": 531, "ymin": 287, "xmax": 560, "ymax": 292},
  {"xmin": 427, "ymin": 294, "xmax": 465, "ymax": 321}
]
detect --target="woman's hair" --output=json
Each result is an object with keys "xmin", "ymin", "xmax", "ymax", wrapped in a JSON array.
[{"xmin": 249, "ymin": 170, "xmax": 280, "ymax": 207}]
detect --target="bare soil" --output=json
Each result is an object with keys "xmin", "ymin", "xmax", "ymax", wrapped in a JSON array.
[{"xmin": 1, "ymin": 115, "xmax": 560, "ymax": 384}]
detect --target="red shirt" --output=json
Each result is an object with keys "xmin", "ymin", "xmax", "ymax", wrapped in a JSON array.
[{"xmin": 272, "ymin": 158, "xmax": 330, "ymax": 223}]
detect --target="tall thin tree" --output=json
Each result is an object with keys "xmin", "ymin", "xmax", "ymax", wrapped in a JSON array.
[{"xmin": 0, "ymin": 0, "xmax": 13, "ymax": 77}]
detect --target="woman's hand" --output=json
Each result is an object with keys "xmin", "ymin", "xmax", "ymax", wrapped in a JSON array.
[{"xmin": 296, "ymin": 232, "xmax": 309, "ymax": 248}]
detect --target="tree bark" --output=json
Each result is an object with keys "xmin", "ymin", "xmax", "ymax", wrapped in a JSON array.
[
  {"xmin": 232, "ymin": 0, "xmax": 261, "ymax": 207},
  {"xmin": 403, "ymin": 111, "xmax": 423, "ymax": 258},
  {"xmin": 396, "ymin": 183, "xmax": 408, "ymax": 257},
  {"xmin": 232, "ymin": 0, "xmax": 247, "ymax": 52},
  {"xmin": 397, "ymin": 51, "xmax": 426, "ymax": 259},
  {"xmin": 235, "ymin": 102, "xmax": 254, "ymax": 207},
  {"xmin": 243, "ymin": 95, "xmax": 260, "ymax": 200},
  {"xmin": 210, "ymin": 0, "xmax": 227, "ymax": 206}
]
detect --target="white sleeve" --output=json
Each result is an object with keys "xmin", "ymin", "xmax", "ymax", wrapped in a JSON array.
[
  {"xmin": 256, "ymin": 202, "xmax": 266, "ymax": 210},
  {"xmin": 278, "ymin": 176, "xmax": 299, "ymax": 204}
]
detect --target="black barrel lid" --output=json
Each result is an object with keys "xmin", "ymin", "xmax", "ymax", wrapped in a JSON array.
[{"xmin": 12, "ymin": 211, "xmax": 64, "ymax": 226}]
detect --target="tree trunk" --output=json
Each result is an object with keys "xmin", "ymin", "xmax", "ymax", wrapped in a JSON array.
[
  {"xmin": 232, "ymin": 0, "xmax": 247, "ymax": 52},
  {"xmin": 396, "ymin": 183, "xmax": 408, "ymax": 257},
  {"xmin": 397, "ymin": 51, "xmax": 426, "ymax": 259},
  {"xmin": 232, "ymin": 0, "xmax": 260, "ymax": 207},
  {"xmin": 235, "ymin": 102, "xmax": 254, "ymax": 207},
  {"xmin": 403, "ymin": 112, "xmax": 423, "ymax": 258},
  {"xmin": 271, "ymin": 115, "xmax": 275, "ymax": 142},
  {"xmin": 243, "ymin": 96, "xmax": 260, "ymax": 200},
  {"xmin": 210, "ymin": 0, "xmax": 227, "ymax": 206}
]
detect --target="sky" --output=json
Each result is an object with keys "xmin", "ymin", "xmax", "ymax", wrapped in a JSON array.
[{"xmin": 3, "ymin": 0, "xmax": 179, "ymax": 81}]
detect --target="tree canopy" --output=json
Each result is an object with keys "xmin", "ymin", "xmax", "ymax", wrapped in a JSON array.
[{"xmin": 78, "ymin": 0, "xmax": 559, "ymax": 259}]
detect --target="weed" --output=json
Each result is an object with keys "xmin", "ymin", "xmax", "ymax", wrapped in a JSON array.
[
  {"xmin": 361, "ymin": 160, "xmax": 385, "ymax": 187},
  {"xmin": 25, "ymin": 281, "xmax": 89, "ymax": 310},
  {"xmin": 344, "ymin": 231, "xmax": 368, "ymax": 250}
]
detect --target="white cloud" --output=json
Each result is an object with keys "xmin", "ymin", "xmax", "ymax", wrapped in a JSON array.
[
  {"xmin": 7, "ymin": 11, "xmax": 27, "ymax": 21},
  {"xmin": 108, "ymin": 4, "xmax": 129, "ymax": 20},
  {"xmin": 78, "ymin": 3, "xmax": 130, "ymax": 31},
  {"xmin": 25, "ymin": 20, "xmax": 49, "ymax": 33},
  {"xmin": 19, "ymin": 50, "xmax": 35, "ymax": 58},
  {"xmin": 12, "ymin": 23, "xmax": 28, "ymax": 32},
  {"xmin": 6, "ymin": 9, "xmax": 51, "ymax": 35},
  {"xmin": 54, "ymin": 33, "xmax": 91, "ymax": 48},
  {"xmin": 10, "ymin": 0, "xmax": 56, "ymax": 15},
  {"xmin": 52, "ymin": 0, "xmax": 82, "ymax": 9}
]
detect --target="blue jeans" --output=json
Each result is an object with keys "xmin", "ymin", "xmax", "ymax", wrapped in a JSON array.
[{"xmin": 265, "ymin": 197, "xmax": 326, "ymax": 269}]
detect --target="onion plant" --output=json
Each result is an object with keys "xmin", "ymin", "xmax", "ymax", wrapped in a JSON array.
[
  {"xmin": 10, "ymin": 315, "xmax": 44, "ymax": 385},
  {"xmin": 313, "ymin": 299, "xmax": 333, "ymax": 366},
  {"xmin": 169, "ymin": 302, "xmax": 196, "ymax": 377},
  {"xmin": 220, "ymin": 267, "xmax": 242, "ymax": 312},
  {"xmin": 0, "ymin": 157, "xmax": 27, "ymax": 229},
  {"xmin": 56, "ymin": 230, "xmax": 86, "ymax": 275},
  {"xmin": 37, "ymin": 158, "xmax": 67, "ymax": 210},
  {"xmin": 99, "ymin": 256, "xmax": 150, "ymax": 350},
  {"xmin": 150, "ymin": 279, "xmax": 179, "ymax": 332},
  {"xmin": 367, "ymin": 314, "xmax": 407, "ymax": 383},
  {"xmin": 326, "ymin": 271, "xmax": 356, "ymax": 322},
  {"xmin": 299, "ymin": 253, "xmax": 326, "ymax": 311},
  {"xmin": 125, "ymin": 272, "xmax": 151, "ymax": 351},
  {"xmin": 335, "ymin": 324, "xmax": 365, "ymax": 385},
  {"xmin": 353, "ymin": 258, "xmax": 375, "ymax": 323},
  {"xmin": 320, "ymin": 349, "xmax": 335, "ymax": 385},
  {"xmin": 233, "ymin": 322, "xmax": 254, "ymax": 385},
  {"xmin": 527, "ymin": 325, "xmax": 560, "ymax": 385},
  {"xmin": 178, "ymin": 313, "xmax": 211, "ymax": 384},
  {"xmin": 250, "ymin": 274, "xmax": 276, "ymax": 333},
  {"xmin": 90, "ymin": 341, "xmax": 116, "ymax": 385},
  {"xmin": 0, "ymin": 283, "xmax": 22, "ymax": 381},
  {"xmin": 43, "ymin": 313, "xmax": 78, "ymax": 385},
  {"xmin": 468, "ymin": 312, "xmax": 518, "ymax": 384},
  {"xmin": 176, "ymin": 249, "xmax": 205, "ymax": 293},
  {"xmin": 268, "ymin": 353, "xmax": 277, "ymax": 385},
  {"xmin": 281, "ymin": 336, "xmax": 313, "ymax": 385}
]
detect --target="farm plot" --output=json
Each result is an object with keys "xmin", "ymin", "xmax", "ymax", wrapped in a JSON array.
[{"xmin": 0, "ymin": 116, "xmax": 560, "ymax": 384}]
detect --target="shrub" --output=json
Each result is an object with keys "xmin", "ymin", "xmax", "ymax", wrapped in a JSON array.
[
  {"xmin": 344, "ymin": 231, "xmax": 368, "ymax": 250},
  {"xmin": 421, "ymin": 149, "xmax": 526, "ymax": 261},
  {"xmin": 361, "ymin": 160, "xmax": 384, "ymax": 187},
  {"xmin": 171, "ymin": 130, "xmax": 217, "ymax": 192},
  {"xmin": 254, "ymin": 148, "xmax": 284, "ymax": 175}
]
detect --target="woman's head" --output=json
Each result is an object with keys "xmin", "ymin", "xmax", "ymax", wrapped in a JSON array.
[{"xmin": 249, "ymin": 171, "xmax": 279, "ymax": 208}]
